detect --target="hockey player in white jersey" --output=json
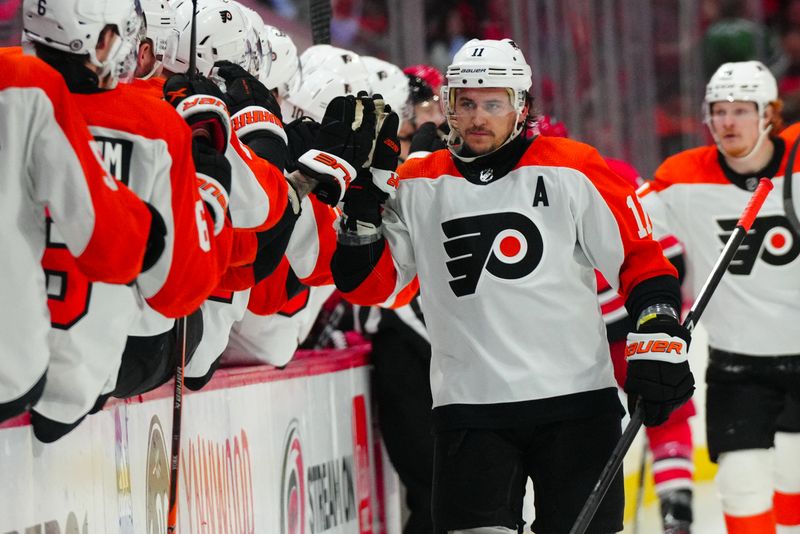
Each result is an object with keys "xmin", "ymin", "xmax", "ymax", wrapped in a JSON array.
[
  {"xmin": 639, "ymin": 61, "xmax": 800, "ymax": 534},
  {"xmin": 0, "ymin": 47, "xmax": 162, "ymax": 424},
  {"xmin": 331, "ymin": 38, "xmax": 694, "ymax": 534},
  {"xmin": 22, "ymin": 0, "xmax": 235, "ymax": 439}
]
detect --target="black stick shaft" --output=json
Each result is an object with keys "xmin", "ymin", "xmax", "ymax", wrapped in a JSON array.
[
  {"xmin": 309, "ymin": 0, "xmax": 332, "ymax": 45},
  {"xmin": 167, "ymin": 317, "xmax": 187, "ymax": 533},
  {"xmin": 188, "ymin": 0, "xmax": 198, "ymax": 76}
]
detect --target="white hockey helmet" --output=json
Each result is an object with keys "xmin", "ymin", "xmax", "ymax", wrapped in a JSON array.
[
  {"xmin": 704, "ymin": 60, "xmax": 779, "ymax": 161},
  {"xmin": 299, "ymin": 44, "xmax": 371, "ymax": 95},
  {"xmin": 237, "ymin": 3, "xmax": 270, "ymax": 80},
  {"xmin": 261, "ymin": 24, "xmax": 300, "ymax": 97},
  {"xmin": 362, "ymin": 56, "xmax": 411, "ymax": 125},
  {"xmin": 164, "ymin": 0, "xmax": 255, "ymax": 76},
  {"xmin": 139, "ymin": 0, "xmax": 179, "ymax": 78},
  {"xmin": 22, "ymin": 0, "xmax": 144, "ymax": 86},
  {"xmin": 282, "ymin": 68, "xmax": 354, "ymax": 122},
  {"xmin": 443, "ymin": 38, "xmax": 532, "ymax": 159}
]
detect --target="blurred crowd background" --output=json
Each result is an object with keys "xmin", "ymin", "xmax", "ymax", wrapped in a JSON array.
[{"xmin": 3, "ymin": 0, "xmax": 800, "ymax": 175}]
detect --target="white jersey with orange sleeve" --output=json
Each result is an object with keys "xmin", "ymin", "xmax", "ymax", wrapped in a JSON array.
[
  {"xmin": 638, "ymin": 142, "xmax": 800, "ymax": 356},
  {"xmin": 337, "ymin": 137, "xmax": 678, "ymax": 412},
  {"xmin": 34, "ymin": 84, "xmax": 233, "ymax": 426},
  {"xmin": 598, "ymin": 157, "xmax": 684, "ymax": 337},
  {"xmin": 0, "ymin": 51, "xmax": 152, "ymax": 410}
]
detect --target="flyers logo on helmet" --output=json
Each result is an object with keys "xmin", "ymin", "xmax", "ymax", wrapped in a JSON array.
[
  {"xmin": 717, "ymin": 215, "xmax": 800, "ymax": 275},
  {"xmin": 442, "ymin": 212, "xmax": 543, "ymax": 297}
]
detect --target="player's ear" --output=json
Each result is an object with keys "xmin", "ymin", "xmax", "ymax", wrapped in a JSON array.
[{"xmin": 137, "ymin": 40, "xmax": 152, "ymax": 64}]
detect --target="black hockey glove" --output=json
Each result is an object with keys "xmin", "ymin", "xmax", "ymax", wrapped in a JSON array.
[
  {"xmin": 408, "ymin": 121, "xmax": 448, "ymax": 156},
  {"xmin": 624, "ymin": 315, "xmax": 695, "ymax": 427},
  {"xmin": 193, "ymin": 137, "xmax": 232, "ymax": 235},
  {"xmin": 295, "ymin": 93, "xmax": 377, "ymax": 206},
  {"xmin": 284, "ymin": 117, "xmax": 320, "ymax": 173},
  {"xmin": 163, "ymin": 73, "xmax": 231, "ymax": 154},
  {"xmin": 141, "ymin": 202, "xmax": 167, "ymax": 273},
  {"xmin": 341, "ymin": 97, "xmax": 400, "ymax": 227},
  {"xmin": 368, "ymin": 103, "xmax": 401, "ymax": 197},
  {"xmin": 212, "ymin": 61, "xmax": 288, "ymax": 170},
  {"xmin": 213, "ymin": 60, "xmax": 282, "ymax": 118}
]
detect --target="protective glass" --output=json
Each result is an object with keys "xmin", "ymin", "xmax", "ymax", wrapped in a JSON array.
[
  {"xmin": 115, "ymin": 7, "xmax": 144, "ymax": 84},
  {"xmin": 448, "ymin": 89, "xmax": 516, "ymax": 124}
]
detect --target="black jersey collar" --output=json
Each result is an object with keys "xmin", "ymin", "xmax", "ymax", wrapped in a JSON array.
[
  {"xmin": 452, "ymin": 133, "xmax": 531, "ymax": 185},
  {"xmin": 717, "ymin": 137, "xmax": 784, "ymax": 191}
]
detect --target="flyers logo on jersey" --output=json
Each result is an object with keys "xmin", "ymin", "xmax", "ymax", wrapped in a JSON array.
[
  {"xmin": 442, "ymin": 212, "xmax": 543, "ymax": 297},
  {"xmin": 717, "ymin": 215, "xmax": 800, "ymax": 274}
]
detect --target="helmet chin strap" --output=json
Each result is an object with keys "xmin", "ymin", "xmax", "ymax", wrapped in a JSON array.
[
  {"xmin": 447, "ymin": 110, "xmax": 525, "ymax": 163},
  {"xmin": 711, "ymin": 118, "xmax": 773, "ymax": 163},
  {"xmin": 139, "ymin": 59, "xmax": 162, "ymax": 80}
]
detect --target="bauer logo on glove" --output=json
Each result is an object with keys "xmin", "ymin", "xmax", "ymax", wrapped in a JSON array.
[
  {"xmin": 296, "ymin": 149, "xmax": 357, "ymax": 205},
  {"xmin": 625, "ymin": 333, "xmax": 687, "ymax": 362}
]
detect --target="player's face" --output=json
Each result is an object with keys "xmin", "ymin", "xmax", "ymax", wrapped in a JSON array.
[
  {"xmin": 709, "ymin": 101, "xmax": 761, "ymax": 157},
  {"xmin": 451, "ymin": 87, "xmax": 517, "ymax": 155}
]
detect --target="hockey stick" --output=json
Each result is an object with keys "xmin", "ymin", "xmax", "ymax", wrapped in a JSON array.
[
  {"xmin": 784, "ymin": 135, "xmax": 800, "ymax": 234},
  {"xmin": 631, "ymin": 439, "xmax": 648, "ymax": 534},
  {"xmin": 166, "ymin": 317, "xmax": 187, "ymax": 533},
  {"xmin": 309, "ymin": 0, "xmax": 332, "ymax": 45},
  {"xmin": 166, "ymin": 2, "xmax": 197, "ymax": 531},
  {"xmin": 569, "ymin": 178, "xmax": 774, "ymax": 534}
]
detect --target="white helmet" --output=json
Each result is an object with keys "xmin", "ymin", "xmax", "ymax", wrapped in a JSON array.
[
  {"xmin": 261, "ymin": 24, "xmax": 300, "ymax": 97},
  {"xmin": 22, "ymin": 0, "xmax": 144, "ymax": 86},
  {"xmin": 299, "ymin": 45, "xmax": 371, "ymax": 95},
  {"xmin": 443, "ymin": 38, "xmax": 532, "ymax": 160},
  {"xmin": 237, "ymin": 3, "xmax": 270, "ymax": 80},
  {"xmin": 704, "ymin": 60, "xmax": 778, "ymax": 161},
  {"xmin": 282, "ymin": 68, "xmax": 354, "ymax": 122},
  {"xmin": 164, "ymin": 0, "xmax": 254, "ymax": 76},
  {"xmin": 362, "ymin": 56, "xmax": 411, "ymax": 125},
  {"xmin": 139, "ymin": 0, "xmax": 179, "ymax": 79}
]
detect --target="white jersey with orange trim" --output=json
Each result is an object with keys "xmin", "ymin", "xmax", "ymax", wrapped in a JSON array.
[
  {"xmin": 341, "ymin": 137, "xmax": 678, "ymax": 409},
  {"xmin": 597, "ymin": 157, "xmax": 684, "ymax": 335},
  {"xmin": 225, "ymin": 285, "xmax": 336, "ymax": 367},
  {"xmin": 185, "ymin": 194, "xmax": 339, "ymax": 380},
  {"xmin": 35, "ymin": 83, "xmax": 234, "ymax": 425},
  {"xmin": 639, "ymin": 142, "xmax": 800, "ymax": 356},
  {"xmin": 0, "ymin": 50, "xmax": 152, "ymax": 406}
]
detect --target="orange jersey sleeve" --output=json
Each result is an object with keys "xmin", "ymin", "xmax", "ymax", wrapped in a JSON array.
[
  {"xmin": 75, "ymin": 85, "xmax": 232, "ymax": 316},
  {"xmin": 4, "ymin": 51, "xmax": 152, "ymax": 283}
]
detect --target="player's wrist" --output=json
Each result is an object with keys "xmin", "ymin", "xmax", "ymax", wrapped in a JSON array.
[{"xmin": 636, "ymin": 303, "xmax": 679, "ymax": 330}]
